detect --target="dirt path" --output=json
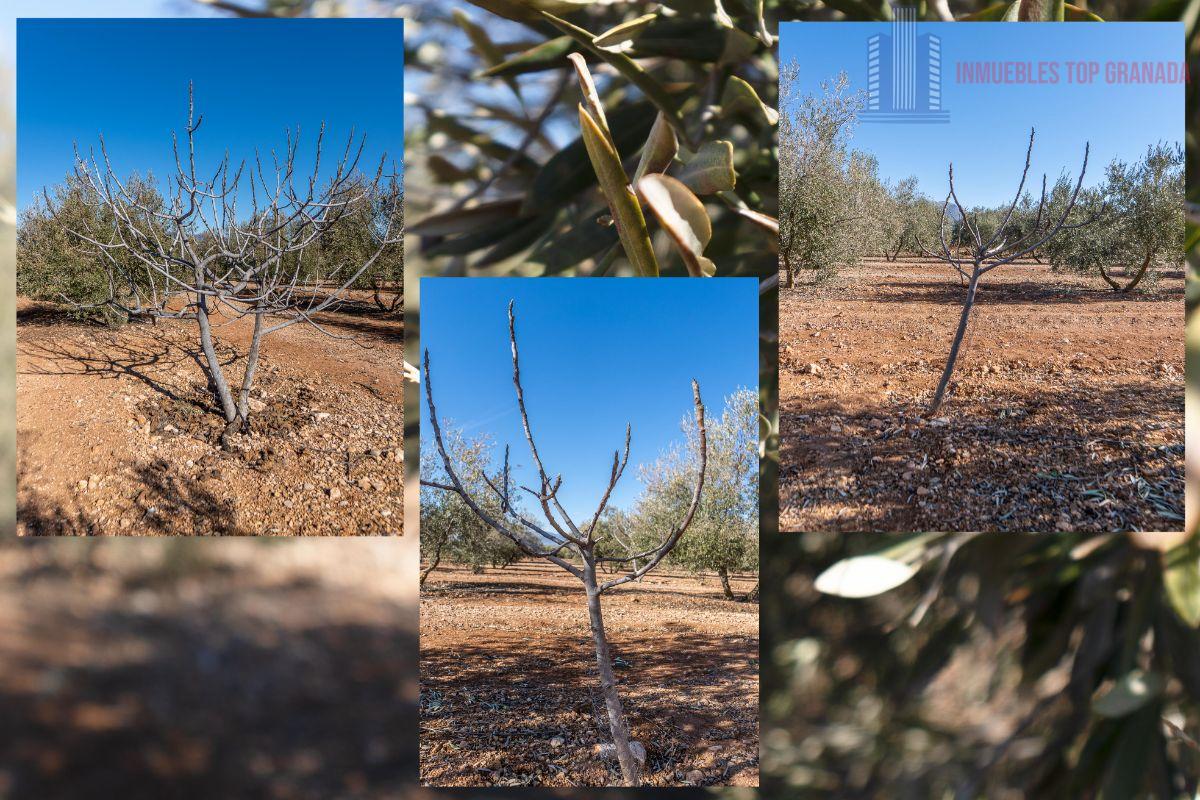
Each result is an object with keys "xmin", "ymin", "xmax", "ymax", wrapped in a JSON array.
[
  {"xmin": 17, "ymin": 298, "xmax": 404, "ymax": 536},
  {"xmin": 420, "ymin": 562, "xmax": 759, "ymax": 787},
  {"xmin": 780, "ymin": 258, "xmax": 1183, "ymax": 532}
]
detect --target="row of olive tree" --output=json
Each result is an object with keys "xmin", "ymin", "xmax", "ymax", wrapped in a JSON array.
[
  {"xmin": 1044, "ymin": 142, "xmax": 1185, "ymax": 293},
  {"xmin": 418, "ymin": 431, "xmax": 525, "ymax": 586},
  {"xmin": 779, "ymin": 65, "xmax": 946, "ymax": 286},
  {"xmin": 420, "ymin": 388, "xmax": 759, "ymax": 600},
  {"xmin": 18, "ymin": 171, "xmax": 403, "ymax": 325},
  {"xmin": 781, "ymin": 65, "xmax": 1184, "ymax": 295},
  {"xmin": 597, "ymin": 387, "xmax": 758, "ymax": 600}
]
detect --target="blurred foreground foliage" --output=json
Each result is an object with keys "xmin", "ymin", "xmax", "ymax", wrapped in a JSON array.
[
  {"xmin": 764, "ymin": 532, "xmax": 1200, "ymax": 798},
  {"xmin": 398, "ymin": 2, "xmax": 778, "ymax": 279}
]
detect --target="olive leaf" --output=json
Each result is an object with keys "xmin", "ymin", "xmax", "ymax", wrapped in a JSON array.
[
  {"xmin": 454, "ymin": 8, "xmax": 520, "ymax": 98},
  {"xmin": 568, "ymin": 52, "xmax": 610, "ymax": 135},
  {"xmin": 638, "ymin": 173, "xmax": 717, "ymax": 277},
  {"xmin": 427, "ymin": 154, "xmax": 481, "ymax": 184},
  {"xmin": 474, "ymin": 213, "xmax": 556, "ymax": 267},
  {"xmin": 820, "ymin": 0, "xmax": 895, "ymax": 20},
  {"xmin": 593, "ymin": 13, "xmax": 658, "ymax": 52},
  {"xmin": 535, "ymin": 8, "xmax": 690, "ymax": 145},
  {"xmin": 523, "ymin": 100, "xmax": 657, "ymax": 215},
  {"xmin": 720, "ymin": 192, "xmax": 779, "ymax": 234},
  {"xmin": 658, "ymin": 0, "xmax": 733, "ymax": 27},
  {"xmin": 422, "ymin": 218, "xmax": 528, "ymax": 257},
  {"xmin": 814, "ymin": 555, "xmax": 920, "ymax": 598},
  {"xmin": 1092, "ymin": 670, "xmax": 1165, "ymax": 718},
  {"xmin": 720, "ymin": 75, "xmax": 779, "ymax": 126},
  {"xmin": 1163, "ymin": 534, "xmax": 1200, "ymax": 627},
  {"xmin": 677, "ymin": 140, "xmax": 736, "ymax": 194},
  {"xmin": 632, "ymin": 112, "xmax": 678, "ymax": 182},
  {"xmin": 426, "ymin": 112, "xmax": 539, "ymax": 172},
  {"xmin": 409, "ymin": 198, "xmax": 525, "ymax": 236},
  {"xmin": 623, "ymin": 17, "xmax": 758, "ymax": 62},
  {"xmin": 481, "ymin": 36, "xmax": 579, "ymax": 78},
  {"xmin": 526, "ymin": 210, "xmax": 619, "ymax": 274},
  {"xmin": 578, "ymin": 103, "xmax": 660, "ymax": 277}
]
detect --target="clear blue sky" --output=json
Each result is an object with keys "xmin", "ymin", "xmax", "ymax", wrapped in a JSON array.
[
  {"xmin": 2, "ymin": 1, "xmax": 217, "ymax": 71},
  {"xmin": 780, "ymin": 22, "xmax": 1183, "ymax": 206},
  {"xmin": 17, "ymin": 18, "xmax": 402, "ymax": 210},
  {"xmin": 420, "ymin": 278, "xmax": 758, "ymax": 520}
]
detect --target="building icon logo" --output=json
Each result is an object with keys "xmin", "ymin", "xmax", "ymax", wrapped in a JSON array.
[{"xmin": 862, "ymin": 8, "xmax": 949, "ymax": 124}]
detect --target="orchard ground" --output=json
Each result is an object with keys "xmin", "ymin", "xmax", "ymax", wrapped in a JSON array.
[
  {"xmin": 419, "ymin": 560, "xmax": 759, "ymax": 787},
  {"xmin": 0, "ymin": 538, "xmax": 416, "ymax": 798},
  {"xmin": 16, "ymin": 291, "xmax": 403, "ymax": 536},
  {"xmin": 780, "ymin": 257, "xmax": 1183, "ymax": 532}
]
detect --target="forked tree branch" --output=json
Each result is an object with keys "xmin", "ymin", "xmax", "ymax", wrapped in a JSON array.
[
  {"xmin": 421, "ymin": 348, "xmax": 584, "ymax": 575},
  {"xmin": 421, "ymin": 300, "xmax": 707, "ymax": 593}
]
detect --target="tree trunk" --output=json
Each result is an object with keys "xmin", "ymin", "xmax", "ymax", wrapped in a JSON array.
[
  {"xmin": 781, "ymin": 252, "xmax": 794, "ymax": 289},
  {"xmin": 929, "ymin": 267, "xmax": 980, "ymax": 415},
  {"xmin": 582, "ymin": 558, "xmax": 640, "ymax": 786},
  {"xmin": 373, "ymin": 277, "xmax": 387, "ymax": 312},
  {"xmin": 1100, "ymin": 250, "xmax": 1154, "ymax": 294},
  {"xmin": 1098, "ymin": 262, "xmax": 1123, "ymax": 291},
  {"xmin": 718, "ymin": 566, "xmax": 734, "ymax": 601},
  {"xmin": 744, "ymin": 581, "xmax": 759, "ymax": 603},
  {"xmin": 195, "ymin": 292, "xmax": 239, "ymax": 442},
  {"xmin": 420, "ymin": 539, "xmax": 444, "ymax": 588},
  {"xmin": 236, "ymin": 311, "xmax": 265, "ymax": 427}
]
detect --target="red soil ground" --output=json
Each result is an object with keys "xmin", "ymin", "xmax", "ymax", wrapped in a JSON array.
[
  {"xmin": 17, "ymin": 296, "xmax": 403, "ymax": 536},
  {"xmin": 420, "ymin": 561, "xmax": 759, "ymax": 787},
  {"xmin": 779, "ymin": 258, "xmax": 1183, "ymax": 532}
]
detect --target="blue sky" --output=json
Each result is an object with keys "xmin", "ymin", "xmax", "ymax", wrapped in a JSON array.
[
  {"xmin": 17, "ymin": 18, "xmax": 402, "ymax": 210},
  {"xmin": 780, "ymin": 22, "xmax": 1183, "ymax": 206},
  {"xmin": 2, "ymin": 1, "xmax": 216, "ymax": 69},
  {"xmin": 420, "ymin": 278, "xmax": 758, "ymax": 520}
]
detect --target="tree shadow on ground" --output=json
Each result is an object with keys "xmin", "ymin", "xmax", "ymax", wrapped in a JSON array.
[
  {"xmin": 0, "ymin": 541, "xmax": 417, "ymax": 800},
  {"xmin": 17, "ymin": 454, "xmax": 251, "ymax": 537},
  {"xmin": 126, "ymin": 459, "xmax": 248, "ymax": 536},
  {"xmin": 424, "ymin": 580, "xmax": 582, "ymax": 598},
  {"xmin": 309, "ymin": 310, "xmax": 404, "ymax": 343},
  {"xmin": 785, "ymin": 261, "xmax": 1183, "ymax": 307},
  {"xmin": 421, "ymin": 629, "xmax": 757, "ymax": 787},
  {"xmin": 870, "ymin": 279, "xmax": 1180, "ymax": 307},
  {"xmin": 16, "ymin": 303, "xmax": 105, "ymax": 327},
  {"xmin": 16, "ymin": 455, "xmax": 94, "ymax": 537},
  {"xmin": 780, "ymin": 380, "xmax": 1182, "ymax": 532},
  {"xmin": 18, "ymin": 328, "xmax": 238, "ymax": 412}
]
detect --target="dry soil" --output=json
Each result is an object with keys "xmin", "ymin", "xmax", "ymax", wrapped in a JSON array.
[
  {"xmin": 419, "ymin": 561, "xmax": 759, "ymax": 787},
  {"xmin": 17, "ymin": 297, "xmax": 404, "ymax": 536},
  {"xmin": 779, "ymin": 258, "xmax": 1183, "ymax": 532}
]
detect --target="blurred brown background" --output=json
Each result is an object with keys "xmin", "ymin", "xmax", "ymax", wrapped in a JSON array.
[{"xmin": 0, "ymin": 538, "xmax": 417, "ymax": 799}]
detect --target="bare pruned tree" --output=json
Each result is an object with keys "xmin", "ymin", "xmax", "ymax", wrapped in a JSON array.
[
  {"xmin": 48, "ymin": 83, "xmax": 402, "ymax": 445},
  {"xmin": 915, "ymin": 128, "xmax": 1102, "ymax": 415},
  {"xmin": 422, "ymin": 300, "xmax": 707, "ymax": 787}
]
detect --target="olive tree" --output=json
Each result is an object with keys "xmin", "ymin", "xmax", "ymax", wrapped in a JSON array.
[
  {"xmin": 1048, "ymin": 142, "xmax": 1183, "ymax": 293},
  {"xmin": 779, "ymin": 64, "xmax": 869, "ymax": 287},
  {"xmin": 638, "ymin": 388, "xmax": 758, "ymax": 601},
  {"xmin": 422, "ymin": 300, "xmax": 707, "ymax": 787},
  {"xmin": 44, "ymin": 84, "xmax": 402, "ymax": 445},
  {"xmin": 18, "ymin": 173, "xmax": 170, "ymax": 325},
  {"xmin": 883, "ymin": 177, "xmax": 945, "ymax": 263},
  {"xmin": 420, "ymin": 430, "xmax": 525, "ymax": 586},
  {"xmin": 592, "ymin": 507, "xmax": 651, "ymax": 578}
]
